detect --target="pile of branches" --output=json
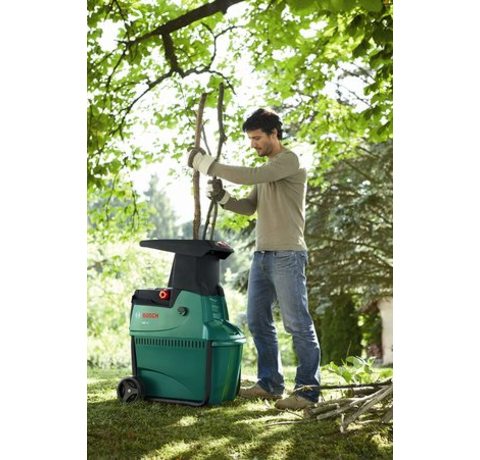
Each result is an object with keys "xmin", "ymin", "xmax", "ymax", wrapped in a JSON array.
[{"xmin": 303, "ymin": 382, "xmax": 393, "ymax": 433}]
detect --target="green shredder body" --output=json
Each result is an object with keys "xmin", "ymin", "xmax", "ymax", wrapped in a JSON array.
[{"xmin": 119, "ymin": 239, "xmax": 246, "ymax": 406}]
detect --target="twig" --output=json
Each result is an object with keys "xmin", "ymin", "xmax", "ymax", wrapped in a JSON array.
[
  {"xmin": 209, "ymin": 202, "xmax": 218, "ymax": 240},
  {"xmin": 314, "ymin": 399, "xmax": 364, "ymax": 421},
  {"xmin": 215, "ymin": 82, "xmax": 227, "ymax": 161},
  {"xmin": 281, "ymin": 409, "xmax": 305, "ymax": 419},
  {"xmin": 313, "ymin": 380, "xmax": 392, "ymax": 391},
  {"xmin": 305, "ymin": 402, "xmax": 342, "ymax": 416},
  {"xmin": 201, "ymin": 123, "xmax": 214, "ymax": 156},
  {"xmin": 266, "ymin": 419, "xmax": 312, "ymax": 426}
]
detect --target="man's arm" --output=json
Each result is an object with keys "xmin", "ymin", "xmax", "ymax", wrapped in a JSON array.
[
  {"xmin": 209, "ymin": 151, "xmax": 299, "ymax": 185},
  {"xmin": 222, "ymin": 186, "xmax": 257, "ymax": 216}
]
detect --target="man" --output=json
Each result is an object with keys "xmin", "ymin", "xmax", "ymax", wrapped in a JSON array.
[{"xmin": 188, "ymin": 108, "xmax": 321, "ymax": 410}]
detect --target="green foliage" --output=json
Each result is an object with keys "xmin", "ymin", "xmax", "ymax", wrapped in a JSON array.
[
  {"xmin": 323, "ymin": 355, "xmax": 377, "ymax": 384},
  {"xmin": 320, "ymin": 294, "xmax": 362, "ymax": 365},
  {"xmin": 306, "ymin": 141, "xmax": 393, "ymax": 310}
]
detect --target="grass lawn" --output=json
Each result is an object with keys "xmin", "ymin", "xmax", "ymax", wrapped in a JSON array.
[{"xmin": 88, "ymin": 365, "xmax": 392, "ymax": 459}]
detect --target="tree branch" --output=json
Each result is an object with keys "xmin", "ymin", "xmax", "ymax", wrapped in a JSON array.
[
  {"xmin": 112, "ymin": 69, "xmax": 175, "ymax": 140},
  {"xmin": 104, "ymin": 47, "xmax": 128, "ymax": 96},
  {"xmin": 162, "ymin": 32, "xmax": 184, "ymax": 76},
  {"xmin": 335, "ymin": 82, "xmax": 372, "ymax": 108},
  {"xmin": 341, "ymin": 158, "xmax": 378, "ymax": 184},
  {"xmin": 125, "ymin": 0, "xmax": 246, "ymax": 47}
]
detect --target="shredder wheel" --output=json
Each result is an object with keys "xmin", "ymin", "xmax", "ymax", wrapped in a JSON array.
[{"xmin": 117, "ymin": 377, "xmax": 144, "ymax": 403}]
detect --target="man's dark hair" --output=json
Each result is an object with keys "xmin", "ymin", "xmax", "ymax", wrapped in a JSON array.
[{"xmin": 242, "ymin": 108, "xmax": 283, "ymax": 140}]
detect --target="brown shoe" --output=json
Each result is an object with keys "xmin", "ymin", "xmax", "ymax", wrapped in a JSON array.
[
  {"xmin": 239, "ymin": 383, "xmax": 282, "ymax": 400},
  {"xmin": 274, "ymin": 394, "xmax": 316, "ymax": 410}
]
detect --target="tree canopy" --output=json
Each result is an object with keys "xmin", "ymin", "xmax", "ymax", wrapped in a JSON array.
[{"xmin": 88, "ymin": 0, "xmax": 392, "ymax": 189}]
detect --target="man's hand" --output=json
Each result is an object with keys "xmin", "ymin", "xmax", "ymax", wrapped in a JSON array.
[
  {"xmin": 187, "ymin": 146, "xmax": 215, "ymax": 175},
  {"xmin": 207, "ymin": 178, "xmax": 230, "ymax": 205},
  {"xmin": 187, "ymin": 147, "xmax": 205, "ymax": 167}
]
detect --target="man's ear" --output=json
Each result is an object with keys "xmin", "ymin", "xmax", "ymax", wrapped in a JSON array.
[{"xmin": 271, "ymin": 128, "xmax": 278, "ymax": 138}]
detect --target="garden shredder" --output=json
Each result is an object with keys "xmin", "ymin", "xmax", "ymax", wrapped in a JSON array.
[{"xmin": 117, "ymin": 239, "xmax": 246, "ymax": 406}]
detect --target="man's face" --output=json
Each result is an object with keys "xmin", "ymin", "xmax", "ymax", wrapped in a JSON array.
[{"xmin": 246, "ymin": 129, "xmax": 278, "ymax": 157}]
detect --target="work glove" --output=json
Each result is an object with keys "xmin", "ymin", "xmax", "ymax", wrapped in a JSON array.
[
  {"xmin": 188, "ymin": 146, "xmax": 215, "ymax": 175},
  {"xmin": 207, "ymin": 178, "xmax": 230, "ymax": 205}
]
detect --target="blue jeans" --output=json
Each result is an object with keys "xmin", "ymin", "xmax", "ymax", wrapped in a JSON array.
[{"xmin": 247, "ymin": 250, "xmax": 321, "ymax": 402}]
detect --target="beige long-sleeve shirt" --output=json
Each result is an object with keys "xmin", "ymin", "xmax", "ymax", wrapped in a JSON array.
[{"xmin": 208, "ymin": 148, "xmax": 307, "ymax": 251}]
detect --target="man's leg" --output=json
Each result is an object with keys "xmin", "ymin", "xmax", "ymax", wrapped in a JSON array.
[
  {"xmin": 246, "ymin": 251, "xmax": 285, "ymax": 396},
  {"xmin": 271, "ymin": 251, "xmax": 320, "ymax": 403}
]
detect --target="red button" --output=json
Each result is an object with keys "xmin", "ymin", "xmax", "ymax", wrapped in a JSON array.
[{"xmin": 159, "ymin": 289, "xmax": 170, "ymax": 300}]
